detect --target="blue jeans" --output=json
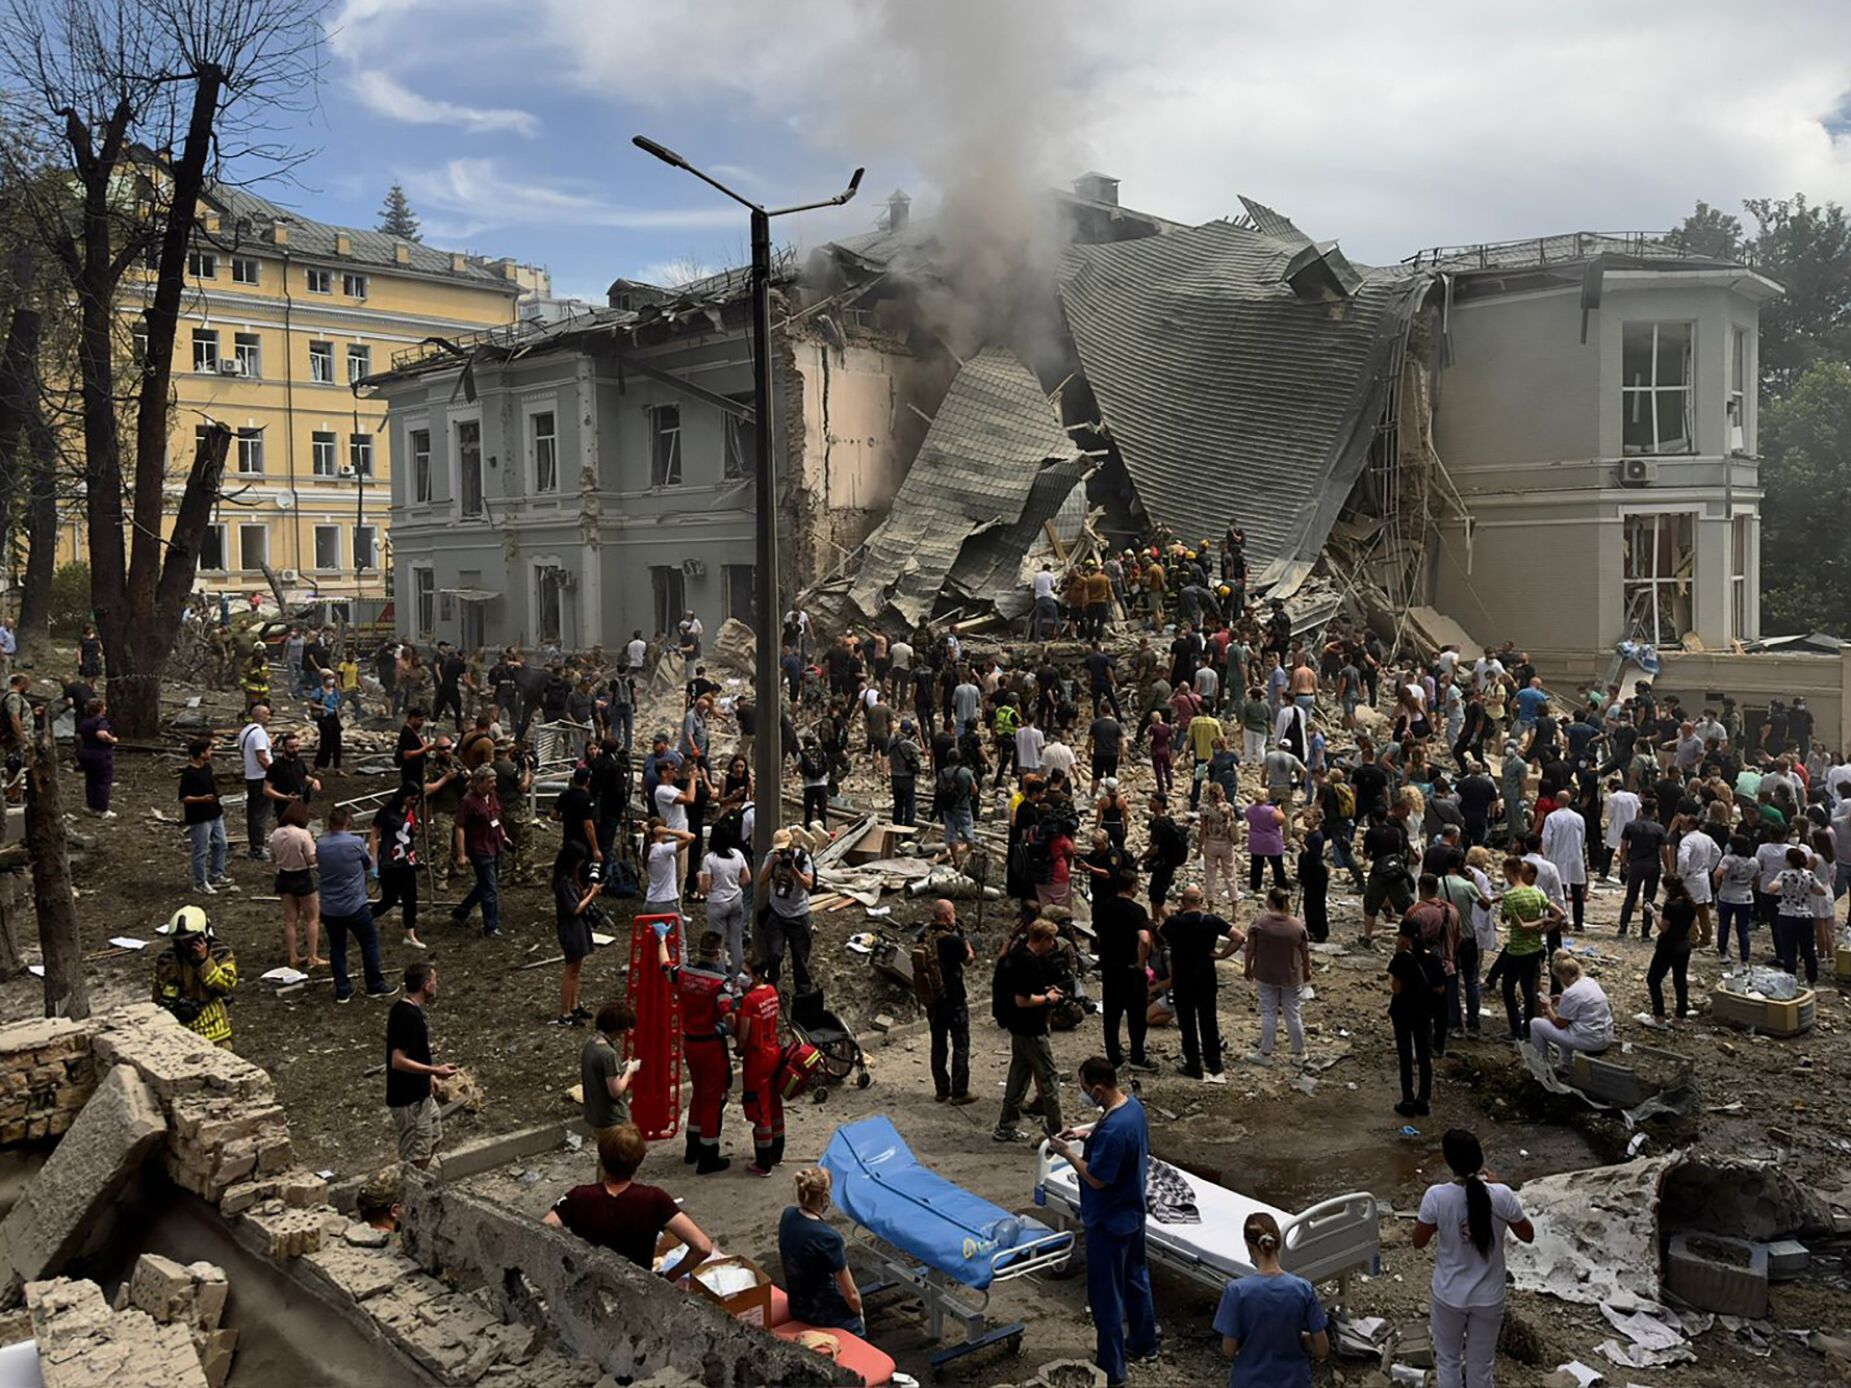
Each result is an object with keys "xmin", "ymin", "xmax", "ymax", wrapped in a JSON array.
[
  {"xmin": 187, "ymin": 818, "xmax": 228, "ymax": 886},
  {"xmin": 324, "ymin": 906, "xmax": 387, "ymax": 999},
  {"xmin": 1717, "ymin": 900, "xmax": 1754, "ymax": 961},
  {"xmin": 456, "ymin": 854, "xmax": 501, "ymax": 934},
  {"xmin": 1085, "ymin": 1224, "xmax": 1157, "ymax": 1385},
  {"xmin": 611, "ymin": 704, "xmax": 634, "ymax": 751}
]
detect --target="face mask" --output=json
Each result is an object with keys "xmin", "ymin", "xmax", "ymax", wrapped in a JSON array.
[{"xmin": 1082, "ymin": 1087, "xmax": 1103, "ymax": 1110}]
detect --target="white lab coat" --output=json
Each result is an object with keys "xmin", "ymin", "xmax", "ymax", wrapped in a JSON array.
[
  {"xmin": 1542, "ymin": 806, "xmax": 1588, "ymax": 887},
  {"xmin": 1605, "ymin": 789, "xmax": 1640, "ymax": 850}
]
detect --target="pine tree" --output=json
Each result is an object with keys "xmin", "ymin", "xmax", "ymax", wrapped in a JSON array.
[{"xmin": 377, "ymin": 184, "xmax": 421, "ymax": 241}]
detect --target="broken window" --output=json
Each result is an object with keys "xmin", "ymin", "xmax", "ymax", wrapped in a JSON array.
[
  {"xmin": 532, "ymin": 410, "xmax": 558, "ymax": 493},
  {"xmin": 1729, "ymin": 328, "xmax": 1748, "ymax": 454},
  {"xmin": 723, "ymin": 396, "xmax": 754, "ymax": 479},
  {"xmin": 1622, "ymin": 512, "xmax": 1694, "ymax": 647},
  {"xmin": 535, "ymin": 566, "xmax": 564, "ymax": 644},
  {"xmin": 723, "ymin": 563, "xmax": 755, "ymax": 622},
  {"xmin": 457, "ymin": 419, "xmax": 484, "ymax": 517},
  {"xmin": 650, "ymin": 565, "xmax": 685, "ymax": 637},
  {"xmin": 1732, "ymin": 514, "xmax": 1751, "ymax": 642},
  {"xmin": 413, "ymin": 567, "xmax": 435, "ymax": 638},
  {"xmin": 1622, "ymin": 322, "xmax": 1694, "ymax": 456},
  {"xmin": 410, "ymin": 428, "xmax": 432, "ymax": 503},
  {"xmin": 651, "ymin": 405, "xmax": 682, "ymax": 486}
]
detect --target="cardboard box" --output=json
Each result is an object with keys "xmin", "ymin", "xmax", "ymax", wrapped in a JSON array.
[
  {"xmin": 689, "ymin": 1254, "xmax": 773, "ymax": 1328},
  {"xmin": 1834, "ymin": 947, "xmax": 1851, "ymax": 985},
  {"xmin": 1710, "ymin": 987, "xmax": 1815, "ymax": 1037}
]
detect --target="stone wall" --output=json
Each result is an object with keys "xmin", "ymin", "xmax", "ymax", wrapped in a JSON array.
[
  {"xmin": 24, "ymin": 1277, "xmax": 208, "ymax": 1388},
  {"xmin": 399, "ymin": 1173, "xmax": 856, "ymax": 1388},
  {"xmin": 0, "ymin": 1017, "xmax": 98, "ymax": 1144}
]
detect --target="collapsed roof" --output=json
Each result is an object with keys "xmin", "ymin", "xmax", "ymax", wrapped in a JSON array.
[
  {"xmin": 838, "ymin": 348, "xmax": 1090, "ymax": 629},
  {"xmin": 1056, "ymin": 200, "xmax": 1430, "ymax": 584}
]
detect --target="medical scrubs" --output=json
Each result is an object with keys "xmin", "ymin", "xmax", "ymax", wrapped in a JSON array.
[{"xmin": 1078, "ymin": 1095, "xmax": 1156, "ymax": 1384}]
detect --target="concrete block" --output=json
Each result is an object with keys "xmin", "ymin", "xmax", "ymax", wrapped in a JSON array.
[
  {"xmin": 300, "ymin": 1242, "xmax": 423, "ymax": 1303},
  {"xmin": 343, "ymin": 1223, "xmax": 390, "ymax": 1248},
  {"xmin": 1665, "ymin": 1231, "xmax": 1769, "ymax": 1317},
  {"xmin": 26, "ymin": 1277, "xmax": 209, "ymax": 1388},
  {"xmin": 0, "ymin": 1065, "xmax": 166, "ymax": 1304},
  {"xmin": 126, "ymin": 1253, "xmax": 196, "ymax": 1323},
  {"xmin": 197, "ymin": 1327, "xmax": 238, "ymax": 1388},
  {"xmin": 218, "ymin": 1179, "xmax": 278, "ymax": 1216},
  {"xmin": 1766, "ymin": 1237, "xmax": 1810, "ymax": 1280},
  {"xmin": 277, "ymin": 1169, "xmax": 329, "ymax": 1209}
]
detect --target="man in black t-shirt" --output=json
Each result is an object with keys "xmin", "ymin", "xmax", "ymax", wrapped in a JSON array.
[
  {"xmin": 395, "ymin": 709, "xmax": 429, "ymax": 787},
  {"xmin": 386, "ymin": 962, "xmax": 455, "ymax": 1167},
  {"xmin": 432, "ymin": 644, "xmax": 468, "ymax": 731},
  {"xmin": 1350, "ymin": 746, "xmax": 1391, "ymax": 820},
  {"xmin": 177, "ymin": 738, "xmax": 229, "ymax": 892},
  {"xmin": 1094, "ymin": 877, "xmax": 1155, "ymax": 1073},
  {"xmin": 1159, "ymin": 885, "xmax": 1243, "ymax": 1079},
  {"xmin": 1618, "ymin": 803, "xmax": 1667, "ymax": 936},
  {"xmin": 1456, "ymin": 764, "xmax": 1499, "ymax": 845},
  {"xmin": 993, "ymin": 920, "xmax": 1066, "ymax": 1143},
  {"xmin": 552, "ymin": 765, "xmax": 601, "ymax": 870},
  {"xmin": 925, "ymin": 900, "xmax": 975, "ymax": 1103}
]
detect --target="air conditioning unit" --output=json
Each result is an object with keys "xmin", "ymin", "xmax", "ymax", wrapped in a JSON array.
[
  {"xmin": 338, "ymin": 464, "xmax": 356, "ymax": 479},
  {"xmin": 279, "ymin": 568, "xmax": 300, "ymax": 583},
  {"xmin": 681, "ymin": 558, "xmax": 706, "ymax": 579},
  {"xmin": 216, "ymin": 359, "xmax": 244, "ymax": 376},
  {"xmin": 1618, "ymin": 457, "xmax": 1659, "ymax": 488}
]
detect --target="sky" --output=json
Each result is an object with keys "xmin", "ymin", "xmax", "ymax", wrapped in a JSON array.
[{"xmin": 273, "ymin": 0, "xmax": 1851, "ymax": 304}]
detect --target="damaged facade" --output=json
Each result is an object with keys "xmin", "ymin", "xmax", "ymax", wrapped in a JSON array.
[{"xmin": 371, "ymin": 175, "xmax": 1775, "ymax": 674}]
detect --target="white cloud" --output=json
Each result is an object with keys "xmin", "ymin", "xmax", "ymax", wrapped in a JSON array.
[
  {"xmin": 400, "ymin": 158, "xmax": 747, "ymax": 232},
  {"xmin": 350, "ymin": 71, "xmax": 540, "ymax": 138}
]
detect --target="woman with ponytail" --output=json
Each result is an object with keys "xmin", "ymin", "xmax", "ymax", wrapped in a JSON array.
[
  {"xmin": 1412, "ymin": 1128, "xmax": 1535, "ymax": 1388},
  {"xmin": 1211, "ymin": 1211, "xmax": 1329, "ymax": 1386}
]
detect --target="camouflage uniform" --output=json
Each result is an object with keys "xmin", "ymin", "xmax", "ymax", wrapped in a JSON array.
[{"xmin": 493, "ymin": 754, "xmax": 536, "ymax": 884}]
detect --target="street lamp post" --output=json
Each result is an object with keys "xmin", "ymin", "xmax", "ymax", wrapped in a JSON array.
[{"xmin": 631, "ymin": 137, "xmax": 862, "ymax": 862}]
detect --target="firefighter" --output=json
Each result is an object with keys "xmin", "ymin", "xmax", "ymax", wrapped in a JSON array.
[
  {"xmin": 239, "ymin": 642, "xmax": 271, "ymax": 714},
  {"xmin": 657, "ymin": 924, "xmax": 736, "ymax": 1175},
  {"xmin": 735, "ymin": 956, "xmax": 784, "ymax": 1179},
  {"xmin": 153, "ymin": 905, "xmax": 238, "ymax": 1048}
]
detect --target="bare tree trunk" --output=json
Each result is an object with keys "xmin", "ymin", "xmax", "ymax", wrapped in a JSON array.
[
  {"xmin": 25, "ymin": 713, "xmax": 84, "ymax": 1019},
  {"xmin": 15, "ymin": 415, "xmax": 55, "ymax": 660}
]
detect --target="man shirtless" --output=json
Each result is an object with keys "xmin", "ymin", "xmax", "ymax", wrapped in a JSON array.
[{"xmin": 1286, "ymin": 657, "xmax": 1319, "ymax": 713}]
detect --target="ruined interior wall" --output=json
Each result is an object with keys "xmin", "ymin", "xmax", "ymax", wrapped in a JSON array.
[{"xmin": 398, "ymin": 1173, "xmax": 855, "ymax": 1388}]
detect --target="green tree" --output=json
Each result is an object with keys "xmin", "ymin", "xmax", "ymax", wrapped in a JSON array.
[
  {"xmin": 1741, "ymin": 195, "xmax": 1851, "ymax": 392},
  {"xmin": 377, "ymin": 182, "xmax": 421, "ymax": 241},
  {"xmin": 1758, "ymin": 361, "xmax": 1851, "ymax": 634},
  {"xmin": 1666, "ymin": 200, "xmax": 1743, "ymax": 260}
]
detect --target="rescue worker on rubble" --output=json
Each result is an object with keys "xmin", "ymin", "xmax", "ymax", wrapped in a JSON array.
[
  {"xmin": 153, "ymin": 905, "xmax": 238, "ymax": 1048},
  {"xmin": 239, "ymin": 642, "xmax": 270, "ymax": 713},
  {"xmin": 658, "ymin": 925, "xmax": 736, "ymax": 1175}
]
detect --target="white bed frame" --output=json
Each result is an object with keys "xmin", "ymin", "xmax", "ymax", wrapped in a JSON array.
[{"xmin": 1032, "ymin": 1139, "xmax": 1380, "ymax": 1304}]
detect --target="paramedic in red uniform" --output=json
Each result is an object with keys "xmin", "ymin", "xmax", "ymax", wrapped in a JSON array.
[
  {"xmin": 737, "ymin": 956, "xmax": 785, "ymax": 1178},
  {"xmin": 657, "ymin": 925, "xmax": 735, "ymax": 1175}
]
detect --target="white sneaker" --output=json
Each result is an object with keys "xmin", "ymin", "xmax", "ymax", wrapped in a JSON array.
[
  {"xmin": 1203, "ymin": 1071, "xmax": 1228, "ymax": 1085},
  {"xmin": 194, "ymin": 880, "xmax": 217, "ymax": 895},
  {"xmin": 1246, "ymin": 1051, "xmax": 1273, "ymax": 1066}
]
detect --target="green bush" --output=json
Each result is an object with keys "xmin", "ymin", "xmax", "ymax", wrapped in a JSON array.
[{"xmin": 47, "ymin": 562, "xmax": 91, "ymax": 637}]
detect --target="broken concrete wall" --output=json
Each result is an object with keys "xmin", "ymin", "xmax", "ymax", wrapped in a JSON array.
[
  {"xmin": 399, "ymin": 1171, "xmax": 854, "ymax": 1388},
  {"xmin": 27, "ymin": 1277, "xmax": 208, "ymax": 1387},
  {"xmin": 0, "ymin": 1016, "xmax": 98, "ymax": 1146}
]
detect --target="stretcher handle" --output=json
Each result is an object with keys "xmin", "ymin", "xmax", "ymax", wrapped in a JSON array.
[{"xmin": 1284, "ymin": 1192, "xmax": 1379, "ymax": 1247}]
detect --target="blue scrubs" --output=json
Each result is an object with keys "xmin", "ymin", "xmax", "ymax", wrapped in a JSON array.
[{"xmin": 1079, "ymin": 1095, "xmax": 1156, "ymax": 1384}]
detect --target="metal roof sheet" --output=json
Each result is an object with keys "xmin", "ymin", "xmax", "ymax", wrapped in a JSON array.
[{"xmin": 1057, "ymin": 217, "xmax": 1428, "ymax": 575}]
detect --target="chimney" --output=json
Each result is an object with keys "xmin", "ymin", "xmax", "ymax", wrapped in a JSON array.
[
  {"xmin": 450, "ymin": 252, "xmax": 467, "ymax": 273},
  {"xmin": 1073, "ymin": 172, "xmax": 1120, "ymax": 207},
  {"xmin": 394, "ymin": 241, "xmax": 411, "ymax": 265},
  {"xmin": 335, "ymin": 232, "xmax": 352, "ymax": 256},
  {"xmin": 884, "ymin": 189, "xmax": 911, "ymax": 232},
  {"xmin": 270, "ymin": 219, "xmax": 289, "ymax": 245}
]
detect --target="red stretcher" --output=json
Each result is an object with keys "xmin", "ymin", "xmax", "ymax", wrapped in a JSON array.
[{"xmin": 625, "ymin": 912, "xmax": 683, "ymax": 1140}]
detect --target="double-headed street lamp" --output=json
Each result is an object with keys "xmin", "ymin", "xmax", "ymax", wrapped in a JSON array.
[{"xmin": 631, "ymin": 136, "xmax": 863, "ymax": 860}]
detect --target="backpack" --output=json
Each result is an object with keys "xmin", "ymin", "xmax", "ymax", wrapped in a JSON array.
[
  {"xmin": 1333, "ymin": 783, "xmax": 1356, "ymax": 819},
  {"xmin": 1024, "ymin": 820, "xmax": 1056, "ymax": 885},
  {"xmin": 936, "ymin": 765, "xmax": 968, "ymax": 811},
  {"xmin": 895, "ymin": 739, "xmax": 921, "ymax": 778},
  {"xmin": 775, "ymin": 1039, "xmax": 824, "ymax": 1099},
  {"xmin": 911, "ymin": 938, "xmax": 946, "ymax": 1006}
]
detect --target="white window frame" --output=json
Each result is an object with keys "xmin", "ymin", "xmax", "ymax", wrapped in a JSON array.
[
  {"xmin": 237, "ymin": 523, "xmax": 268, "ymax": 572},
  {"xmin": 722, "ymin": 397, "xmax": 754, "ymax": 480},
  {"xmin": 408, "ymin": 423, "xmax": 432, "ymax": 504},
  {"xmin": 527, "ymin": 402, "xmax": 559, "ymax": 494},
  {"xmin": 343, "ymin": 272, "xmax": 369, "ymax": 299},
  {"xmin": 308, "ymin": 340, "xmax": 333, "ymax": 384},
  {"xmin": 350, "ymin": 432, "xmax": 374, "ymax": 478},
  {"xmin": 310, "ymin": 430, "xmax": 337, "ymax": 477},
  {"xmin": 199, "ymin": 523, "xmax": 227, "ymax": 573},
  {"xmin": 1729, "ymin": 327, "xmax": 1749, "ymax": 455},
  {"xmin": 453, "ymin": 412, "xmax": 485, "ymax": 519},
  {"xmin": 191, "ymin": 329, "xmax": 219, "ymax": 373},
  {"xmin": 650, "ymin": 404, "xmax": 682, "ymax": 487},
  {"xmin": 306, "ymin": 267, "xmax": 332, "ymax": 295},
  {"xmin": 347, "ymin": 344, "xmax": 371, "ymax": 384},
  {"xmin": 188, "ymin": 250, "xmax": 217, "ymax": 279},
  {"xmin": 1621, "ymin": 508, "xmax": 1697, "ymax": 648},
  {"xmin": 231, "ymin": 256, "xmax": 260, "ymax": 285},
  {"xmin": 312, "ymin": 524, "xmax": 342, "ymax": 572},
  {"xmin": 1731, "ymin": 511, "xmax": 1753, "ymax": 642},
  {"xmin": 412, "ymin": 566, "xmax": 435, "ymax": 639},
  {"xmin": 233, "ymin": 331, "xmax": 261, "ymax": 378},
  {"xmin": 1621, "ymin": 321, "xmax": 1695, "ymax": 457},
  {"xmin": 235, "ymin": 427, "xmax": 264, "ymax": 476},
  {"xmin": 353, "ymin": 523, "xmax": 378, "ymax": 572}
]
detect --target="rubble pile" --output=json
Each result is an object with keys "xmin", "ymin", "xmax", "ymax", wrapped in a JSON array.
[
  {"xmin": 0, "ymin": 1018, "xmax": 98, "ymax": 1144},
  {"xmin": 25, "ymin": 1277, "xmax": 208, "ymax": 1388},
  {"xmin": 114, "ymin": 1253, "xmax": 237, "ymax": 1388}
]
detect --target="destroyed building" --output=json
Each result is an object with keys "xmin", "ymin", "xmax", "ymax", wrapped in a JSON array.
[{"xmin": 367, "ymin": 174, "xmax": 1778, "ymax": 700}]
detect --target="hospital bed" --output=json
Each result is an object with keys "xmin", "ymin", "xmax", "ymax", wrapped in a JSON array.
[
  {"xmin": 820, "ymin": 1117, "xmax": 1075, "ymax": 1372},
  {"xmin": 1033, "ymin": 1137, "xmax": 1381, "ymax": 1302}
]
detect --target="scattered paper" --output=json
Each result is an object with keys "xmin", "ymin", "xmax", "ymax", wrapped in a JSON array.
[
  {"xmin": 260, "ymin": 967, "xmax": 308, "ymax": 985},
  {"xmin": 107, "ymin": 936, "xmax": 148, "ymax": 951},
  {"xmin": 590, "ymin": 932, "xmax": 616, "ymax": 947},
  {"xmin": 865, "ymin": 906, "xmax": 892, "ymax": 917},
  {"xmin": 1553, "ymin": 1362, "xmax": 1604, "ymax": 1387},
  {"xmin": 27, "ymin": 965, "xmax": 43, "ymax": 978}
]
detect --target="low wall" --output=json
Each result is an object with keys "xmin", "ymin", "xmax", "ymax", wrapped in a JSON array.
[{"xmin": 399, "ymin": 1172, "xmax": 855, "ymax": 1388}]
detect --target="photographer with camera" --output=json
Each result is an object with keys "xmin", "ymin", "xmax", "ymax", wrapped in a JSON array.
[
  {"xmin": 758, "ymin": 827, "xmax": 816, "ymax": 992},
  {"xmin": 153, "ymin": 905, "xmax": 238, "ymax": 1048},
  {"xmin": 645, "ymin": 818, "xmax": 695, "ymax": 947}
]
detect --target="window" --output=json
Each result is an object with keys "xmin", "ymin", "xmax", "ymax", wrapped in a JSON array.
[
  {"xmin": 312, "ymin": 525, "xmax": 341, "ymax": 571},
  {"xmin": 308, "ymin": 340, "xmax": 333, "ymax": 383},
  {"xmin": 199, "ymin": 524, "xmax": 226, "ymax": 573},
  {"xmin": 1729, "ymin": 327, "xmax": 1748, "ymax": 454},
  {"xmin": 457, "ymin": 419, "xmax": 483, "ymax": 517},
  {"xmin": 651, "ymin": 405, "xmax": 682, "ymax": 486},
  {"xmin": 722, "ymin": 397, "xmax": 755, "ymax": 479},
  {"xmin": 130, "ymin": 322, "xmax": 150, "ymax": 366},
  {"xmin": 1622, "ymin": 322, "xmax": 1694, "ymax": 456},
  {"xmin": 723, "ymin": 563, "xmax": 756, "ymax": 623},
  {"xmin": 233, "ymin": 332, "xmax": 261, "ymax": 377},
  {"xmin": 1732, "ymin": 514, "xmax": 1751, "ymax": 641},
  {"xmin": 191, "ymin": 329, "xmax": 219, "ymax": 372},
  {"xmin": 306, "ymin": 267, "xmax": 332, "ymax": 294},
  {"xmin": 311, "ymin": 430, "xmax": 337, "ymax": 477},
  {"xmin": 347, "ymin": 344, "xmax": 371, "ymax": 383},
  {"xmin": 188, "ymin": 250, "xmax": 217, "ymax": 279},
  {"xmin": 535, "ymin": 566, "xmax": 564, "ymax": 644},
  {"xmin": 413, "ymin": 568, "xmax": 435, "ymax": 639},
  {"xmin": 354, "ymin": 524, "xmax": 377, "ymax": 571},
  {"xmin": 238, "ymin": 524, "xmax": 268, "ymax": 571},
  {"xmin": 350, "ymin": 432, "xmax": 373, "ymax": 477},
  {"xmin": 231, "ymin": 257, "xmax": 260, "ymax": 285},
  {"xmin": 650, "ymin": 565, "xmax": 685, "ymax": 639},
  {"xmin": 343, "ymin": 272, "xmax": 369, "ymax": 299},
  {"xmin": 235, "ymin": 427, "xmax": 264, "ymax": 475},
  {"xmin": 410, "ymin": 428, "xmax": 432, "ymax": 503},
  {"xmin": 1622, "ymin": 513, "xmax": 1695, "ymax": 647},
  {"xmin": 531, "ymin": 410, "xmax": 558, "ymax": 492}
]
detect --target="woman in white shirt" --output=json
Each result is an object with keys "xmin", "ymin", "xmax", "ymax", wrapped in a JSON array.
[
  {"xmin": 1413, "ymin": 1129, "xmax": 1535, "ymax": 1388},
  {"xmin": 1527, "ymin": 951, "xmax": 1613, "ymax": 1063}
]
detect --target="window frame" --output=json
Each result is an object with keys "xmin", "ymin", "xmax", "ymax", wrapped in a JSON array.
[
  {"xmin": 1621, "ymin": 509, "xmax": 1697, "ymax": 648},
  {"xmin": 188, "ymin": 249, "xmax": 218, "ymax": 279},
  {"xmin": 306, "ymin": 267, "xmax": 333, "ymax": 295},
  {"xmin": 1620, "ymin": 321, "xmax": 1696, "ymax": 457},
  {"xmin": 347, "ymin": 343, "xmax": 372, "ymax": 384},
  {"xmin": 230, "ymin": 256, "xmax": 261, "ymax": 285},
  {"xmin": 237, "ymin": 523, "xmax": 269, "ymax": 572},
  {"xmin": 722, "ymin": 396, "xmax": 755, "ymax": 480},
  {"xmin": 1731, "ymin": 512, "xmax": 1751, "ymax": 642},
  {"xmin": 353, "ymin": 523, "xmax": 378, "ymax": 572},
  {"xmin": 1729, "ymin": 326, "xmax": 1749, "ymax": 455},
  {"xmin": 650, "ymin": 404, "xmax": 683, "ymax": 487},
  {"xmin": 312, "ymin": 524, "xmax": 342, "ymax": 573},
  {"xmin": 310, "ymin": 430, "xmax": 338, "ymax": 478},
  {"xmin": 530, "ymin": 407, "xmax": 559, "ymax": 494},
  {"xmin": 413, "ymin": 566, "xmax": 436, "ymax": 639},
  {"xmin": 232, "ymin": 331, "xmax": 261, "ymax": 378},
  {"xmin": 343, "ymin": 272, "xmax": 369, "ymax": 299},
  {"xmin": 235, "ymin": 426, "xmax": 264, "ymax": 476},
  {"xmin": 199, "ymin": 523, "xmax": 227, "ymax": 573},
  {"xmin": 308, "ymin": 340, "xmax": 334, "ymax": 384},
  {"xmin": 409, "ymin": 426, "xmax": 432, "ymax": 504},
  {"xmin": 191, "ymin": 328, "xmax": 219, "ymax": 373},
  {"xmin": 350, "ymin": 432, "xmax": 374, "ymax": 478},
  {"xmin": 455, "ymin": 415, "xmax": 485, "ymax": 518}
]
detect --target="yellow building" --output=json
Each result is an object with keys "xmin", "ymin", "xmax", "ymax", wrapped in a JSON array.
[{"xmin": 75, "ymin": 186, "xmax": 523, "ymax": 601}]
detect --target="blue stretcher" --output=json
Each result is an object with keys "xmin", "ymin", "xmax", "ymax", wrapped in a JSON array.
[{"xmin": 821, "ymin": 1117, "xmax": 1074, "ymax": 1370}]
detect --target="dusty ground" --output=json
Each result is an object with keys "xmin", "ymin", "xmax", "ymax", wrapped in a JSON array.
[{"xmin": 1, "ymin": 650, "xmax": 1848, "ymax": 1385}]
